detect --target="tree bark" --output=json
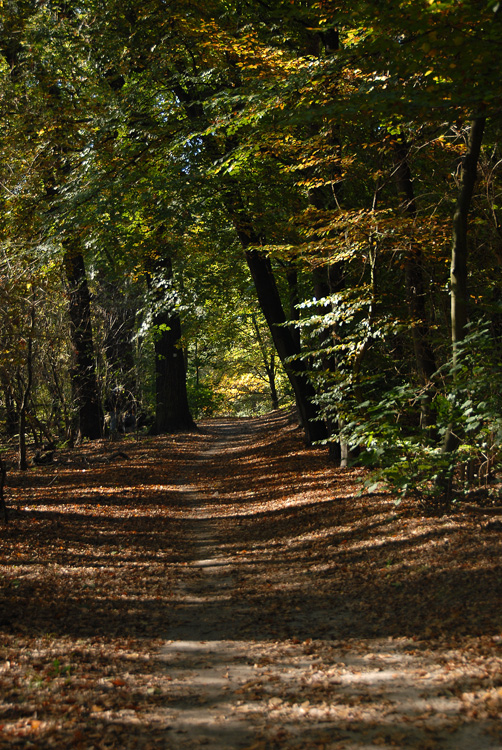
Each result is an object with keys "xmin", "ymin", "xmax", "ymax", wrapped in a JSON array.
[
  {"xmin": 63, "ymin": 246, "xmax": 103, "ymax": 441},
  {"xmin": 440, "ymin": 116, "xmax": 486, "ymax": 497},
  {"xmin": 215, "ymin": 169, "xmax": 327, "ymax": 441},
  {"xmin": 451, "ymin": 117, "xmax": 486, "ymax": 366},
  {"xmin": 18, "ymin": 303, "xmax": 35, "ymax": 470},
  {"xmin": 243, "ymin": 246, "xmax": 327, "ymax": 443},
  {"xmin": 148, "ymin": 254, "xmax": 195, "ymax": 434}
]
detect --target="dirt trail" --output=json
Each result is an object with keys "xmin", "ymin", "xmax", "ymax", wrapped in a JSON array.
[
  {"xmin": 153, "ymin": 415, "xmax": 502, "ymax": 750},
  {"xmin": 160, "ymin": 420, "xmax": 263, "ymax": 749},
  {"xmin": 1, "ymin": 410, "xmax": 502, "ymax": 749}
]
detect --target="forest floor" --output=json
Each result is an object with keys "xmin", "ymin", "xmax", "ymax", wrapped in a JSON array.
[{"xmin": 1, "ymin": 409, "xmax": 502, "ymax": 750}]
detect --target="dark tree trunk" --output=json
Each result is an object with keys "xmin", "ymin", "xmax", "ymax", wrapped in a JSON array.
[
  {"xmin": 221, "ymin": 184, "xmax": 327, "ymax": 443},
  {"xmin": 440, "ymin": 116, "xmax": 486, "ymax": 501},
  {"xmin": 148, "ymin": 254, "xmax": 195, "ymax": 434},
  {"xmin": 450, "ymin": 117, "xmax": 486, "ymax": 365},
  {"xmin": 268, "ymin": 356, "xmax": 279, "ymax": 411},
  {"xmin": 244, "ymin": 247, "xmax": 327, "ymax": 443},
  {"xmin": 63, "ymin": 246, "xmax": 103, "ymax": 441}
]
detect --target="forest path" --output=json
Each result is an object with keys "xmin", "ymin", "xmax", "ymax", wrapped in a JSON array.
[
  {"xmin": 1, "ymin": 410, "xmax": 502, "ymax": 749},
  {"xmin": 160, "ymin": 417, "xmax": 271, "ymax": 749},
  {"xmin": 154, "ymin": 413, "xmax": 502, "ymax": 750}
]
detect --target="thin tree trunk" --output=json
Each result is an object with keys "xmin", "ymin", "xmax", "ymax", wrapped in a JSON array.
[
  {"xmin": 0, "ymin": 459, "xmax": 7, "ymax": 524},
  {"xmin": 63, "ymin": 246, "xmax": 103, "ymax": 441},
  {"xmin": 268, "ymin": 353, "xmax": 279, "ymax": 411},
  {"xmin": 441, "ymin": 116, "xmax": 486, "ymax": 500},
  {"xmin": 451, "ymin": 117, "xmax": 486, "ymax": 365},
  {"xmin": 18, "ymin": 302, "xmax": 35, "ymax": 470}
]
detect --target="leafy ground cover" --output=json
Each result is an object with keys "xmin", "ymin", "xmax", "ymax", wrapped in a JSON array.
[{"xmin": 1, "ymin": 410, "xmax": 502, "ymax": 749}]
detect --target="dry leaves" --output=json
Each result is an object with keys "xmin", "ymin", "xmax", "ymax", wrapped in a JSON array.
[{"xmin": 1, "ymin": 412, "xmax": 502, "ymax": 748}]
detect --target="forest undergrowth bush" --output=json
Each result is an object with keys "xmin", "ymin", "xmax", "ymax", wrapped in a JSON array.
[
  {"xmin": 318, "ymin": 321, "xmax": 502, "ymax": 514},
  {"xmin": 187, "ymin": 381, "xmax": 224, "ymax": 419}
]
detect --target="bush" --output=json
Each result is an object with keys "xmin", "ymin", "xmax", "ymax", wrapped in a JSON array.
[
  {"xmin": 187, "ymin": 381, "xmax": 224, "ymax": 418},
  {"xmin": 317, "ymin": 319, "xmax": 502, "ymax": 513}
]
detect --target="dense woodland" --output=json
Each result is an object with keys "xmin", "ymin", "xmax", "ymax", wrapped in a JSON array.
[{"xmin": 1, "ymin": 0, "xmax": 502, "ymax": 511}]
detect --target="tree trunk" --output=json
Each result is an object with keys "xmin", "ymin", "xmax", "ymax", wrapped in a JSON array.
[
  {"xmin": 244, "ymin": 247, "xmax": 327, "ymax": 443},
  {"xmin": 18, "ymin": 302, "xmax": 35, "ymax": 470},
  {"xmin": 268, "ymin": 354, "xmax": 279, "ymax": 411},
  {"xmin": 440, "ymin": 116, "xmax": 486, "ymax": 499},
  {"xmin": 221, "ymin": 182, "xmax": 327, "ymax": 443},
  {"xmin": 148, "ymin": 254, "xmax": 195, "ymax": 434},
  {"xmin": 451, "ymin": 118, "xmax": 486, "ymax": 365},
  {"xmin": 63, "ymin": 246, "xmax": 103, "ymax": 441}
]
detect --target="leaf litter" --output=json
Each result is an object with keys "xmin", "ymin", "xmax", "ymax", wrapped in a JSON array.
[{"xmin": 0, "ymin": 410, "xmax": 502, "ymax": 748}]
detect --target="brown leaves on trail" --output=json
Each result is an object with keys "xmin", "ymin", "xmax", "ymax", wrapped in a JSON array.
[
  {"xmin": 0, "ymin": 431, "xmax": 205, "ymax": 748},
  {"xmin": 1, "ymin": 412, "xmax": 502, "ymax": 749}
]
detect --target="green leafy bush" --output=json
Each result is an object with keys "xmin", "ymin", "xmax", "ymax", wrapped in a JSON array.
[
  {"xmin": 187, "ymin": 381, "xmax": 224, "ymax": 419},
  {"xmin": 317, "ymin": 319, "xmax": 502, "ymax": 512}
]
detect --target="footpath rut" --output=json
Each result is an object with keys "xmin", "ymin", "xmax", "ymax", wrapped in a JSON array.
[
  {"xmin": 150, "ymin": 416, "xmax": 502, "ymax": 750},
  {"xmin": 160, "ymin": 421, "xmax": 268, "ymax": 749}
]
